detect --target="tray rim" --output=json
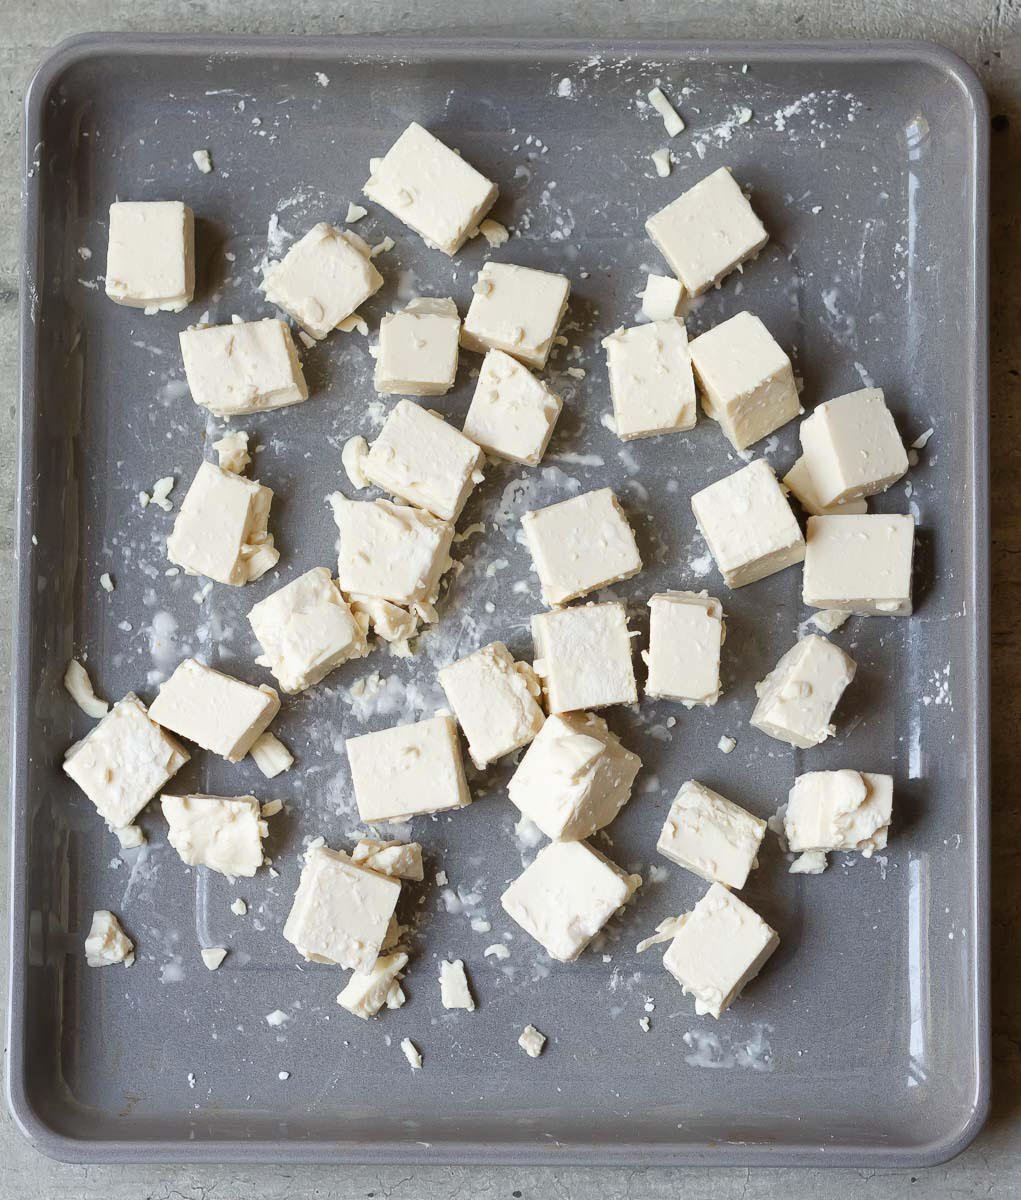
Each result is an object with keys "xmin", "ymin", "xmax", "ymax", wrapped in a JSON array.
[{"xmin": 7, "ymin": 31, "xmax": 991, "ymax": 1170}]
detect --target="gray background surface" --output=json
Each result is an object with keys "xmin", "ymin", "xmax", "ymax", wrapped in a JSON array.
[{"xmin": 1, "ymin": 1, "xmax": 1018, "ymax": 1198}]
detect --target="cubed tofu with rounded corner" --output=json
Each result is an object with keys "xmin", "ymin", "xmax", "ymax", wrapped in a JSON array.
[
  {"xmin": 656, "ymin": 780, "xmax": 765, "ymax": 890},
  {"xmin": 784, "ymin": 769, "xmax": 892, "ymax": 855},
  {"xmin": 750, "ymin": 635, "xmax": 856, "ymax": 749},
  {"xmin": 461, "ymin": 349, "xmax": 562, "ymax": 466},
  {"xmin": 346, "ymin": 715, "xmax": 471, "ymax": 823},
  {"xmin": 531, "ymin": 602, "xmax": 637, "ymax": 713},
  {"xmin": 508, "ymin": 712, "xmax": 641, "ymax": 841},
  {"xmin": 690, "ymin": 459, "xmax": 805, "ymax": 588},
  {"xmin": 63, "ymin": 693, "xmax": 189, "ymax": 829},
  {"xmin": 783, "ymin": 456, "xmax": 868, "ymax": 517},
  {"xmin": 500, "ymin": 839, "xmax": 640, "ymax": 961},
  {"xmin": 641, "ymin": 273, "xmax": 683, "ymax": 321},
  {"xmin": 179, "ymin": 319, "xmax": 309, "ymax": 417},
  {"xmin": 645, "ymin": 167, "xmax": 768, "ymax": 297},
  {"xmin": 602, "ymin": 319, "xmax": 697, "ymax": 441},
  {"xmin": 689, "ymin": 312, "xmax": 800, "ymax": 450},
  {"xmin": 802, "ymin": 514, "xmax": 914, "ymax": 615},
  {"xmin": 644, "ymin": 590, "xmax": 724, "ymax": 705},
  {"xmin": 461, "ymin": 262, "xmax": 571, "ymax": 370},
  {"xmin": 105, "ymin": 201, "xmax": 195, "ymax": 312},
  {"xmin": 161, "ymin": 794, "xmax": 268, "ymax": 877},
  {"xmin": 374, "ymin": 298, "xmax": 461, "ymax": 396}
]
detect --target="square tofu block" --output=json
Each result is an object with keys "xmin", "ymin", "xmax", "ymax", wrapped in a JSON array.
[
  {"xmin": 179, "ymin": 319, "xmax": 309, "ymax": 417},
  {"xmin": 750, "ymin": 634, "xmax": 856, "ymax": 749},
  {"xmin": 106, "ymin": 201, "xmax": 195, "ymax": 312},
  {"xmin": 462, "ymin": 349, "xmax": 562, "ymax": 466},
  {"xmin": 438, "ymin": 641, "xmax": 544, "ymax": 769},
  {"xmin": 248, "ymin": 567, "xmax": 368, "ymax": 694},
  {"xmin": 161, "ymin": 794, "xmax": 267, "ymax": 877},
  {"xmin": 283, "ymin": 844, "xmax": 401, "ymax": 971},
  {"xmin": 329, "ymin": 495, "xmax": 453, "ymax": 607},
  {"xmin": 661, "ymin": 883, "xmax": 779, "ymax": 1018},
  {"xmin": 461, "ymin": 262, "xmax": 571, "ymax": 370},
  {"xmin": 656, "ymin": 780, "xmax": 766, "ymax": 890},
  {"xmin": 532, "ymin": 602, "xmax": 637, "ymax": 713},
  {"xmin": 346, "ymin": 715, "xmax": 471, "ymax": 822},
  {"xmin": 63, "ymin": 693, "xmax": 189, "ymax": 829},
  {"xmin": 798, "ymin": 388, "xmax": 909, "ymax": 507},
  {"xmin": 500, "ymin": 840, "xmax": 640, "ymax": 961},
  {"xmin": 690, "ymin": 459, "xmax": 805, "ymax": 588},
  {"xmin": 262, "ymin": 223, "xmax": 384, "ymax": 340},
  {"xmin": 374, "ymin": 298, "xmax": 461, "ymax": 396},
  {"xmin": 363, "ymin": 400, "xmax": 484, "ymax": 522},
  {"xmin": 522, "ymin": 488, "xmax": 642, "ymax": 605},
  {"xmin": 166, "ymin": 460, "xmax": 279, "ymax": 586},
  {"xmin": 803, "ymin": 514, "xmax": 914, "ymax": 615},
  {"xmin": 148, "ymin": 658, "xmax": 280, "ymax": 763},
  {"xmin": 602, "ymin": 319, "xmax": 697, "ymax": 440},
  {"xmin": 782, "ymin": 456, "xmax": 867, "ymax": 517},
  {"xmin": 785, "ymin": 769, "xmax": 893, "ymax": 855},
  {"xmin": 646, "ymin": 167, "xmax": 768, "ymax": 297},
  {"xmin": 508, "ymin": 712, "xmax": 641, "ymax": 841},
  {"xmin": 644, "ymin": 591, "xmax": 724, "ymax": 705},
  {"xmin": 363, "ymin": 122, "xmax": 498, "ymax": 255},
  {"xmin": 641, "ymin": 273, "xmax": 683, "ymax": 321},
  {"xmin": 690, "ymin": 312, "xmax": 800, "ymax": 450}
]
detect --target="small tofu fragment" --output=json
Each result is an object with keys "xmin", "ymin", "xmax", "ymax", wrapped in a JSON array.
[
  {"xmin": 115, "ymin": 824, "xmax": 145, "ymax": 849},
  {"xmin": 105, "ymin": 201, "xmax": 195, "ymax": 312},
  {"xmin": 656, "ymin": 780, "xmax": 766, "ymax": 890},
  {"xmin": 249, "ymin": 731, "xmax": 294, "ymax": 779},
  {"xmin": 784, "ymin": 770, "xmax": 893, "ymax": 856},
  {"xmin": 532, "ymin": 602, "xmax": 637, "ymax": 713},
  {"xmin": 797, "ymin": 388, "xmax": 909, "ymax": 506},
  {"xmin": 750, "ymin": 635, "xmax": 856, "ymax": 749},
  {"xmin": 374, "ymin": 297, "xmax": 461, "ymax": 396},
  {"xmin": 644, "ymin": 591, "xmax": 724, "ymax": 705},
  {"xmin": 201, "ymin": 947, "xmax": 228, "ymax": 970},
  {"xmin": 602, "ymin": 319, "xmax": 696, "ymax": 440},
  {"xmin": 161, "ymin": 793, "xmax": 268, "ymax": 877},
  {"xmin": 212, "ymin": 430, "xmax": 252, "ymax": 475},
  {"xmin": 337, "ymin": 951, "xmax": 409, "ymax": 1019},
  {"xmin": 802, "ymin": 514, "xmax": 914, "ymax": 615},
  {"xmin": 351, "ymin": 838, "xmax": 425, "ymax": 881},
  {"xmin": 439, "ymin": 959, "xmax": 476, "ymax": 1011},
  {"xmin": 518, "ymin": 1025, "xmax": 547, "ymax": 1057},
  {"xmin": 461, "ymin": 262, "xmax": 571, "ymax": 370},
  {"xmin": 400, "ymin": 1038, "xmax": 423, "ymax": 1069},
  {"xmin": 179, "ymin": 319, "xmax": 308, "ymax": 416},
  {"xmin": 648, "ymin": 86, "xmax": 685, "ymax": 136},
  {"xmin": 64, "ymin": 659, "xmax": 109, "ymax": 719},
  {"xmin": 462, "ymin": 349, "xmax": 563, "ymax": 466},
  {"xmin": 783, "ymin": 456, "xmax": 868, "ymax": 517},
  {"xmin": 85, "ymin": 910, "xmax": 135, "ymax": 967},
  {"xmin": 641, "ymin": 273, "xmax": 683, "ymax": 321},
  {"xmin": 341, "ymin": 435, "xmax": 370, "ymax": 489}
]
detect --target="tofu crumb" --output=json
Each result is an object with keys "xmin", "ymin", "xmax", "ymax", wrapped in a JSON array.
[
  {"xmin": 911, "ymin": 427, "xmax": 934, "ymax": 450},
  {"xmin": 789, "ymin": 850, "xmax": 828, "ymax": 875},
  {"xmin": 278, "ymin": 1070, "xmax": 290, "ymax": 1080},
  {"xmin": 639, "ymin": 1016, "xmax": 651, "ymax": 1032},
  {"xmin": 717, "ymin": 735, "xmax": 737, "ymax": 754},
  {"xmin": 341, "ymin": 435, "xmax": 370, "ymax": 489},
  {"xmin": 648, "ymin": 86, "xmax": 685, "ymax": 135},
  {"xmin": 265, "ymin": 1009, "xmax": 288, "ymax": 1026},
  {"xmin": 435, "ymin": 870, "xmax": 448, "ymax": 886},
  {"xmin": 651, "ymin": 148, "xmax": 672, "ymax": 177},
  {"xmin": 478, "ymin": 218, "xmax": 510, "ymax": 248},
  {"xmin": 149, "ymin": 476, "xmax": 175, "ymax": 512},
  {"xmin": 484, "ymin": 943, "xmax": 510, "ymax": 960},
  {"xmin": 63, "ymin": 659, "xmax": 109, "ymax": 719},
  {"xmin": 400, "ymin": 1037, "xmax": 423, "ymax": 1069},
  {"xmin": 346, "ymin": 202, "xmax": 368, "ymax": 223},
  {"xmin": 518, "ymin": 1025, "xmax": 547, "ymax": 1057},
  {"xmin": 231, "ymin": 898, "xmax": 248, "ymax": 917},
  {"xmin": 201, "ymin": 947, "xmax": 227, "ymax": 971},
  {"xmin": 439, "ymin": 959, "xmax": 476, "ymax": 1011},
  {"xmin": 370, "ymin": 236, "xmax": 395, "ymax": 258},
  {"xmin": 100, "ymin": 572, "xmax": 115, "ymax": 593},
  {"xmin": 192, "ymin": 149, "xmax": 213, "ymax": 174},
  {"xmin": 114, "ymin": 824, "xmax": 145, "ymax": 849}
]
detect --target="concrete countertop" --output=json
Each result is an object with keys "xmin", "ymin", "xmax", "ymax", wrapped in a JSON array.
[{"xmin": 2, "ymin": 1, "xmax": 1018, "ymax": 1197}]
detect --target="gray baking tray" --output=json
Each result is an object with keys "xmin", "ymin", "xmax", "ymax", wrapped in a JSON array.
[{"xmin": 8, "ymin": 34, "xmax": 989, "ymax": 1167}]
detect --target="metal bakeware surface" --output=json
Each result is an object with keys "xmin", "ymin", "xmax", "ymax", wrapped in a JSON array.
[{"xmin": 9, "ymin": 35, "xmax": 989, "ymax": 1167}]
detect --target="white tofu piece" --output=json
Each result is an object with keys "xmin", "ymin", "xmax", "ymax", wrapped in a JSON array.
[
  {"xmin": 374, "ymin": 297, "xmax": 461, "ymax": 396},
  {"xmin": 690, "ymin": 459, "xmax": 805, "ymax": 588},
  {"xmin": 362, "ymin": 122, "xmax": 498, "ymax": 255},
  {"xmin": 179, "ymin": 319, "xmax": 309, "ymax": 416},
  {"xmin": 147, "ymin": 658, "xmax": 280, "ymax": 763},
  {"xmin": 212, "ymin": 430, "xmax": 251, "ymax": 475},
  {"xmin": 797, "ymin": 388, "xmax": 909, "ymax": 506},
  {"xmin": 689, "ymin": 312, "xmax": 800, "ymax": 450},
  {"xmin": 283, "ymin": 844, "xmax": 401, "ymax": 971},
  {"xmin": 522, "ymin": 488, "xmax": 642, "ymax": 605},
  {"xmin": 656, "ymin": 780, "xmax": 766, "ymax": 890},
  {"xmin": 114, "ymin": 825, "xmax": 145, "ymax": 849},
  {"xmin": 337, "ymin": 951, "xmax": 409, "ymax": 1019},
  {"xmin": 644, "ymin": 591, "xmax": 724, "ymax": 704},
  {"xmin": 201, "ymin": 947, "xmax": 227, "ymax": 970},
  {"xmin": 648, "ymin": 86, "xmax": 686, "ymax": 136},
  {"xmin": 646, "ymin": 167, "xmax": 768, "ymax": 296},
  {"xmin": 64, "ymin": 659, "xmax": 109, "ymax": 719},
  {"xmin": 461, "ymin": 349, "xmax": 562, "ymax": 466},
  {"xmin": 351, "ymin": 838, "xmax": 424, "ymax": 881},
  {"xmin": 641, "ymin": 273, "xmax": 683, "ymax": 321},
  {"xmin": 439, "ymin": 959, "xmax": 476, "ymax": 1011},
  {"xmin": 328, "ymin": 495, "xmax": 453, "ymax": 607},
  {"xmin": 85, "ymin": 910, "xmax": 134, "ymax": 967},
  {"xmin": 161, "ymin": 793, "xmax": 268, "ymax": 877},
  {"xmin": 438, "ymin": 641, "xmax": 544, "ymax": 769},
  {"xmin": 602, "ymin": 319, "xmax": 697, "ymax": 440},
  {"xmin": 518, "ymin": 1025, "xmax": 547, "ymax": 1057},
  {"xmin": 63, "ymin": 693, "xmax": 189, "ymax": 829},
  {"xmin": 783, "ymin": 456, "xmax": 868, "ymax": 517},
  {"xmin": 507, "ymin": 712, "xmax": 641, "ymax": 841},
  {"xmin": 400, "ymin": 1038, "xmax": 422, "ymax": 1069},
  {"xmin": 461, "ymin": 262, "xmax": 571, "ymax": 370},
  {"xmin": 500, "ymin": 840, "xmax": 640, "ymax": 962},
  {"xmin": 532, "ymin": 602, "xmax": 637, "ymax": 713},
  {"xmin": 249, "ymin": 731, "xmax": 294, "ymax": 779},
  {"xmin": 785, "ymin": 769, "xmax": 893, "ymax": 855},
  {"xmin": 262, "ymin": 222, "xmax": 383, "ymax": 339},
  {"xmin": 750, "ymin": 635, "xmax": 856, "ymax": 749},
  {"xmin": 105, "ymin": 201, "xmax": 195, "ymax": 312},
  {"xmin": 346, "ymin": 715, "xmax": 471, "ymax": 822},
  {"xmin": 363, "ymin": 400, "xmax": 484, "ymax": 522},
  {"xmin": 802, "ymin": 514, "xmax": 915, "ymax": 615}
]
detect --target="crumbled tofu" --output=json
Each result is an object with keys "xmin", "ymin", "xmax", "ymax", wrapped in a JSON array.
[
  {"xmin": 105, "ymin": 201, "xmax": 195, "ymax": 312},
  {"xmin": 797, "ymin": 388, "xmax": 909, "ymax": 506},
  {"xmin": 201, "ymin": 947, "xmax": 228, "ymax": 970},
  {"xmin": 337, "ymin": 951, "xmax": 409, "ymax": 1019},
  {"xmin": 249, "ymin": 731, "xmax": 294, "ymax": 779},
  {"xmin": 641, "ymin": 273, "xmax": 683, "ymax": 321},
  {"xmin": 750, "ymin": 635, "xmax": 856, "ymax": 749},
  {"xmin": 231, "ymin": 898, "xmax": 248, "ymax": 916},
  {"xmin": 462, "ymin": 348, "xmax": 563, "ymax": 466},
  {"xmin": 64, "ymin": 659, "xmax": 109, "ymax": 719},
  {"xmin": 350, "ymin": 595, "xmax": 419, "ymax": 646},
  {"xmin": 485, "ymin": 943, "xmax": 510, "ymax": 960},
  {"xmin": 802, "ymin": 514, "xmax": 915, "ymax": 615},
  {"xmin": 648, "ymin": 86, "xmax": 685, "ymax": 136},
  {"xmin": 100, "ymin": 572, "xmax": 115, "ymax": 592},
  {"xmin": 400, "ymin": 1037, "xmax": 423, "ymax": 1069},
  {"xmin": 602, "ymin": 319, "xmax": 696, "ymax": 441},
  {"xmin": 656, "ymin": 780, "xmax": 766, "ymax": 890},
  {"xmin": 461, "ymin": 262, "xmax": 571, "ymax": 370},
  {"xmin": 192, "ymin": 149, "xmax": 213, "ymax": 174},
  {"xmin": 717, "ymin": 735, "xmax": 737, "ymax": 754},
  {"xmin": 161, "ymin": 794, "xmax": 268, "ymax": 877},
  {"xmin": 439, "ymin": 959, "xmax": 476, "ymax": 1010},
  {"xmin": 370, "ymin": 236, "xmax": 395, "ymax": 258},
  {"xmin": 179, "ymin": 319, "xmax": 309, "ymax": 416},
  {"xmin": 213, "ymin": 430, "xmax": 251, "ymax": 475},
  {"xmin": 345, "ymin": 202, "xmax": 368, "ymax": 223},
  {"xmin": 85, "ymin": 910, "xmax": 134, "ymax": 967},
  {"xmin": 341, "ymin": 435, "xmax": 370, "ymax": 489},
  {"xmin": 518, "ymin": 1025, "xmax": 547, "ymax": 1057},
  {"xmin": 531, "ymin": 602, "xmax": 637, "ymax": 713},
  {"xmin": 651, "ymin": 148, "xmax": 672, "ymax": 177},
  {"xmin": 374, "ymin": 297, "xmax": 461, "ymax": 396},
  {"xmin": 810, "ymin": 608, "xmax": 852, "ymax": 634},
  {"xmin": 789, "ymin": 850, "xmax": 828, "ymax": 875},
  {"xmin": 351, "ymin": 838, "xmax": 424, "ymax": 881},
  {"xmin": 261, "ymin": 798, "xmax": 284, "ymax": 818},
  {"xmin": 114, "ymin": 824, "xmax": 145, "ymax": 849},
  {"xmin": 785, "ymin": 770, "xmax": 893, "ymax": 855},
  {"xmin": 783, "ymin": 457, "xmax": 868, "ymax": 517},
  {"xmin": 150, "ymin": 476, "xmax": 175, "ymax": 512},
  {"xmin": 644, "ymin": 591, "xmax": 724, "ymax": 705},
  {"xmin": 478, "ymin": 218, "xmax": 510, "ymax": 247}
]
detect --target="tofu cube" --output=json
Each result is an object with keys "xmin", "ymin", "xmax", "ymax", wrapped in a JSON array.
[
  {"xmin": 438, "ymin": 641, "xmax": 545, "ymax": 769},
  {"xmin": 462, "ymin": 349, "xmax": 563, "ymax": 466},
  {"xmin": 784, "ymin": 769, "xmax": 893, "ymax": 855},
  {"xmin": 602, "ymin": 319, "xmax": 697, "ymax": 441},
  {"xmin": 508, "ymin": 712, "xmax": 641, "ymax": 841},
  {"xmin": 646, "ymin": 167, "xmax": 768, "ymax": 297},
  {"xmin": 461, "ymin": 262, "xmax": 571, "ymax": 370},
  {"xmin": 179, "ymin": 319, "xmax": 309, "ymax": 417},
  {"xmin": 797, "ymin": 388, "xmax": 909, "ymax": 506},
  {"xmin": 689, "ymin": 312, "xmax": 800, "ymax": 450},
  {"xmin": 63, "ymin": 693, "xmax": 189, "ymax": 829},
  {"xmin": 105, "ymin": 201, "xmax": 195, "ymax": 312},
  {"xmin": 262, "ymin": 223, "xmax": 383, "ymax": 340},
  {"xmin": 522, "ymin": 487, "xmax": 642, "ymax": 605},
  {"xmin": 161, "ymin": 794, "xmax": 267, "ymax": 877},
  {"xmin": 690, "ymin": 459, "xmax": 805, "ymax": 588},
  {"xmin": 644, "ymin": 591, "xmax": 724, "ymax": 705},
  {"xmin": 363, "ymin": 400, "xmax": 484, "ymax": 522},
  {"xmin": 346, "ymin": 715, "xmax": 471, "ymax": 822},
  {"xmin": 374, "ymin": 297, "xmax": 461, "ymax": 396},
  {"xmin": 656, "ymin": 781, "xmax": 766, "ymax": 890},
  {"xmin": 802, "ymin": 514, "xmax": 914, "ymax": 615},
  {"xmin": 363, "ymin": 122, "xmax": 498, "ymax": 255},
  {"xmin": 641, "ymin": 273, "xmax": 683, "ymax": 321},
  {"xmin": 147, "ymin": 658, "xmax": 280, "ymax": 763},
  {"xmin": 750, "ymin": 634, "xmax": 856, "ymax": 749},
  {"xmin": 783, "ymin": 456, "xmax": 868, "ymax": 517},
  {"xmin": 500, "ymin": 840, "xmax": 640, "ymax": 961},
  {"xmin": 283, "ymin": 844, "xmax": 401, "ymax": 971},
  {"xmin": 531, "ymin": 602, "xmax": 637, "ymax": 713}
]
